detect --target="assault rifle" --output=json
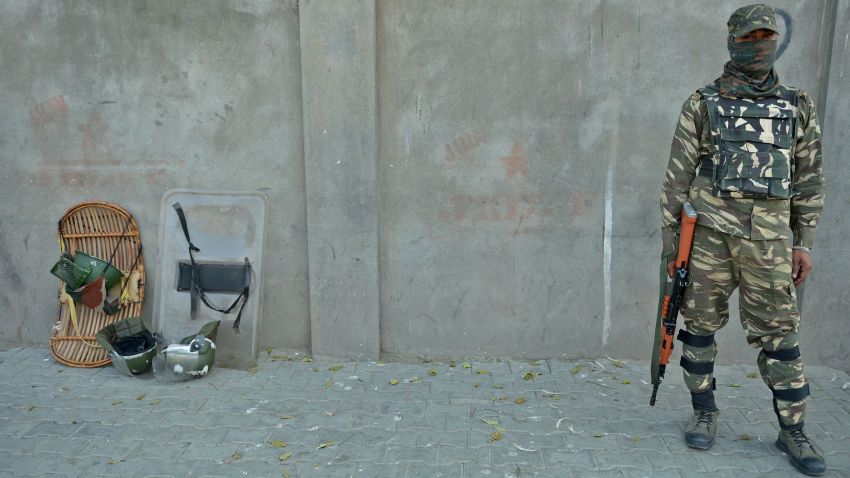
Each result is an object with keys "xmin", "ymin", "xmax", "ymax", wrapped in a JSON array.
[{"xmin": 650, "ymin": 201, "xmax": 697, "ymax": 406}]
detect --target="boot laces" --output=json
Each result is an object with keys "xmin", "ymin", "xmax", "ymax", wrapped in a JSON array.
[
  {"xmin": 789, "ymin": 428, "xmax": 814, "ymax": 449},
  {"xmin": 696, "ymin": 410, "xmax": 714, "ymax": 430}
]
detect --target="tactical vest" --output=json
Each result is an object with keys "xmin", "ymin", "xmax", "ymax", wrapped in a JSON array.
[{"xmin": 697, "ymin": 86, "xmax": 799, "ymax": 199}]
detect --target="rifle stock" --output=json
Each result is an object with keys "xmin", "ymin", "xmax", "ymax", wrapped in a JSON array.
[{"xmin": 650, "ymin": 202, "xmax": 698, "ymax": 406}]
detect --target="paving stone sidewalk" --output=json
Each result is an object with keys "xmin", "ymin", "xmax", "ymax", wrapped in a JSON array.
[{"xmin": 0, "ymin": 346, "xmax": 848, "ymax": 477}]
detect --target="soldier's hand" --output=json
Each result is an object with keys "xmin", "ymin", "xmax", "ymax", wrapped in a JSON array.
[
  {"xmin": 667, "ymin": 260, "xmax": 675, "ymax": 278},
  {"xmin": 792, "ymin": 250, "xmax": 812, "ymax": 287}
]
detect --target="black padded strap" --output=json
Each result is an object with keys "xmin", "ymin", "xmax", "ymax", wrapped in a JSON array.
[
  {"xmin": 763, "ymin": 346, "xmax": 801, "ymax": 362},
  {"xmin": 173, "ymin": 203, "xmax": 200, "ymax": 253},
  {"xmin": 680, "ymin": 356, "xmax": 714, "ymax": 375},
  {"xmin": 772, "ymin": 383, "xmax": 810, "ymax": 402},
  {"xmin": 677, "ymin": 330, "xmax": 715, "ymax": 348}
]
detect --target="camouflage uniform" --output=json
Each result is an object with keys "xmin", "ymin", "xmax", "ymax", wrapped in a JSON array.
[{"xmin": 659, "ymin": 21, "xmax": 824, "ymax": 429}]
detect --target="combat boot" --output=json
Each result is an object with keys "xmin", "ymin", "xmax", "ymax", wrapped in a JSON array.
[
  {"xmin": 684, "ymin": 409, "xmax": 718, "ymax": 450},
  {"xmin": 776, "ymin": 426, "xmax": 826, "ymax": 476}
]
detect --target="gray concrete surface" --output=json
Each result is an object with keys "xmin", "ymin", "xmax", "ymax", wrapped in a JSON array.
[
  {"xmin": 301, "ymin": 0, "xmax": 381, "ymax": 360},
  {"xmin": 800, "ymin": 0, "xmax": 850, "ymax": 371},
  {"xmin": 1, "ymin": 346, "xmax": 849, "ymax": 477},
  {"xmin": 1, "ymin": 1, "xmax": 848, "ymax": 369}
]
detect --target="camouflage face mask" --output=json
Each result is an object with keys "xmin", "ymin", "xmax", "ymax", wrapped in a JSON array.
[
  {"xmin": 727, "ymin": 37, "xmax": 777, "ymax": 78},
  {"xmin": 716, "ymin": 37, "xmax": 780, "ymax": 98}
]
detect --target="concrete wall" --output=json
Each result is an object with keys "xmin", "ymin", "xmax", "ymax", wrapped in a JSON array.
[
  {"xmin": 0, "ymin": 1, "xmax": 311, "ymax": 351},
  {"xmin": 1, "ymin": 1, "xmax": 847, "ymax": 370}
]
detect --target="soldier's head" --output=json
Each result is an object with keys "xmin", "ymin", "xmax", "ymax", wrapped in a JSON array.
[{"xmin": 726, "ymin": 4, "xmax": 780, "ymax": 79}]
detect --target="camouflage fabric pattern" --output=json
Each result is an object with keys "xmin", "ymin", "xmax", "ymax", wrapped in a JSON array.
[
  {"xmin": 727, "ymin": 4, "xmax": 779, "ymax": 37},
  {"xmin": 702, "ymin": 87, "xmax": 796, "ymax": 199},
  {"xmin": 681, "ymin": 224, "xmax": 806, "ymax": 427},
  {"xmin": 720, "ymin": 40, "xmax": 779, "ymax": 98},
  {"xmin": 660, "ymin": 88, "xmax": 824, "ymax": 255}
]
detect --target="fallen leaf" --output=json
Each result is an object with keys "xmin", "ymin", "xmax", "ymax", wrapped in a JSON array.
[
  {"xmin": 271, "ymin": 354, "xmax": 291, "ymax": 361},
  {"xmin": 107, "ymin": 458, "xmax": 125, "ymax": 465},
  {"xmin": 570, "ymin": 365, "xmax": 584, "ymax": 376},
  {"xmin": 593, "ymin": 433, "xmax": 604, "ymax": 438},
  {"xmin": 473, "ymin": 382, "xmax": 481, "ymax": 388},
  {"xmin": 631, "ymin": 435, "xmax": 643, "ymax": 443},
  {"xmin": 622, "ymin": 379, "xmax": 631, "ymax": 385},
  {"xmin": 545, "ymin": 393, "xmax": 561, "ymax": 401},
  {"xmin": 376, "ymin": 360, "xmax": 385, "ymax": 366},
  {"xmin": 136, "ymin": 394, "xmax": 145, "ymax": 400},
  {"xmin": 476, "ymin": 370, "xmax": 489, "ymax": 375},
  {"xmin": 266, "ymin": 346, "xmax": 273, "ymax": 354},
  {"xmin": 449, "ymin": 361, "xmax": 456, "ymax": 368},
  {"xmin": 149, "ymin": 399, "xmax": 161, "ymax": 406},
  {"xmin": 301, "ymin": 357, "xmax": 313, "ymax": 363},
  {"xmin": 312, "ymin": 367, "xmax": 320, "ymax": 372},
  {"xmin": 529, "ymin": 361, "xmax": 541, "ymax": 366},
  {"xmin": 514, "ymin": 396, "xmax": 527, "ymax": 405},
  {"xmin": 492, "ymin": 384, "xmax": 504, "ymax": 389},
  {"xmin": 279, "ymin": 452, "xmax": 293, "ymax": 462},
  {"xmin": 746, "ymin": 372, "xmax": 759, "ymax": 379},
  {"xmin": 729, "ymin": 383, "xmax": 741, "ymax": 388},
  {"xmin": 324, "ymin": 379, "xmax": 333, "ymax": 389},
  {"xmin": 283, "ymin": 467, "xmax": 291, "ymax": 478},
  {"xmin": 481, "ymin": 417, "xmax": 500, "ymax": 426},
  {"xmin": 489, "ymin": 431, "xmax": 503, "ymax": 442},
  {"xmin": 270, "ymin": 440, "xmax": 287, "ymax": 448},
  {"xmin": 317, "ymin": 441, "xmax": 336, "ymax": 449},
  {"xmin": 523, "ymin": 371, "xmax": 537, "ymax": 381},
  {"xmin": 427, "ymin": 368, "xmax": 437, "ymax": 376},
  {"xmin": 27, "ymin": 405, "xmax": 37, "ymax": 412},
  {"xmin": 328, "ymin": 365, "xmax": 343, "ymax": 372},
  {"xmin": 232, "ymin": 451, "xmax": 243, "ymax": 460},
  {"xmin": 737, "ymin": 434, "xmax": 754, "ymax": 441},
  {"xmin": 389, "ymin": 379, "xmax": 398, "ymax": 385},
  {"xmin": 492, "ymin": 396, "xmax": 508, "ymax": 401},
  {"xmin": 409, "ymin": 376, "xmax": 421, "ymax": 384},
  {"xmin": 462, "ymin": 362, "xmax": 472, "ymax": 369},
  {"xmin": 279, "ymin": 415, "xmax": 295, "ymax": 420},
  {"xmin": 247, "ymin": 366, "xmax": 259, "ymax": 374},
  {"xmin": 111, "ymin": 400, "xmax": 123, "ymax": 406}
]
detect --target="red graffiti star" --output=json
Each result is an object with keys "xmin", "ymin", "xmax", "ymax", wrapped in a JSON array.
[{"xmin": 500, "ymin": 142, "xmax": 529, "ymax": 180}]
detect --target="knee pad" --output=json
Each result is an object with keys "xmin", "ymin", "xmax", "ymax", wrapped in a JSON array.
[{"xmin": 678, "ymin": 330, "xmax": 716, "ymax": 375}]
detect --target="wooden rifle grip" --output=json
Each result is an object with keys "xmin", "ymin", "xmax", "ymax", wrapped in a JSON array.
[{"xmin": 675, "ymin": 204, "xmax": 698, "ymax": 267}]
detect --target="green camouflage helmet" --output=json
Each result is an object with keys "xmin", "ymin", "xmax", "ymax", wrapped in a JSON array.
[
  {"xmin": 727, "ymin": 4, "xmax": 779, "ymax": 37},
  {"xmin": 95, "ymin": 316, "xmax": 158, "ymax": 376},
  {"xmin": 153, "ymin": 320, "xmax": 220, "ymax": 381}
]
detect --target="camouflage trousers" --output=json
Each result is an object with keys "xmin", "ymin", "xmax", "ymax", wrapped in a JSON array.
[{"xmin": 680, "ymin": 224, "xmax": 808, "ymax": 428}]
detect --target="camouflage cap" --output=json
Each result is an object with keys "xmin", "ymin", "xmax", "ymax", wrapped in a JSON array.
[{"xmin": 727, "ymin": 4, "xmax": 779, "ymax": 37}]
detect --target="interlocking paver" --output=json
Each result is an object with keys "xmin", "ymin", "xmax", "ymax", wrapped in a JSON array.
[
  {"xmin": 436, "ymin": 444, "xmax": 490, "ymax": 466},
  {"xmin": 1, "ymin": 347, "xmax": 847, "ymax": 477},
  {"xmin": 385, "ymin": 444, "xmax": 438, "ymax": 465},
  {"xmin": 407, "ymin": 462, "xmax": 463, "ymax": 478}
]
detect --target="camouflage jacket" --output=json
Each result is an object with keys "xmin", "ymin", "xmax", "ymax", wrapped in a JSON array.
[{"xmin": 660, "ymin": 89, "xmax": 824, "ymax": 256}]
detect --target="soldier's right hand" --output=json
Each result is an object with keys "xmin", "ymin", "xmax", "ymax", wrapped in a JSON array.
[{"xmin": 667, "ymin": 260, "xmax": 675, "ymax": 278}]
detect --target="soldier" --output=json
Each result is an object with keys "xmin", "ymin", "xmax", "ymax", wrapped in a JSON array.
[{"xmin": 659, "ymin": 4, "xmax": 826, "ymax": 476}]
